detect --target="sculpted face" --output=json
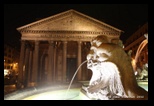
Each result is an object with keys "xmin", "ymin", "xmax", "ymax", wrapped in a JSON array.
[
  {"xmin": 84, "ymin": 35, "xmax": 148, "ymax": 100},
  {"xmin": 87, "ymin": 36, "xmax": 111, "ymax": 69}
]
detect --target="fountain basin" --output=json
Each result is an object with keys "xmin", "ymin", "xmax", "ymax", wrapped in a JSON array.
[
  {"xmin": 4, "ymin": 82, "xmax": 85, "ymax": 100},
  {"xmin": 137, "ymin": 81, "xmax": 148, "ymax": 91},
  {"xmin": 4, "ymin": 81, "xmax": 148, "ymax": 100},
  {"xmin": 23, "ymin": 88, "xmax": 91, "ymax": 100}
]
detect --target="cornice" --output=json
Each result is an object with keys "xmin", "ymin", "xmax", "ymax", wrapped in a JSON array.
[{"xmin": 20, "ymin": 30, "xmax": 120, "ymax": 36}]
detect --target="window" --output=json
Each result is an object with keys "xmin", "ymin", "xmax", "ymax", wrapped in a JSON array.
[
  {"xmin": 8, "ymin": 60, "xmax": 11, "ymax": 63},
  {"xmin": 7, "ymin": 66, "xmax": 10, "ymax": 69},
  {"xmin": 8, "ymin": 49, "xmax": 11, "ymax": 53}
]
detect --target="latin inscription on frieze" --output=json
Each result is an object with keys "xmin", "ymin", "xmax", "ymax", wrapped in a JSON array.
[{"xmin": 40, "ymin": 34, "xmax": 94, "ymax": 39}]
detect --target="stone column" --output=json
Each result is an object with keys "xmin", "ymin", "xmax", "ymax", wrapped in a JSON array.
[
  {"xmin": 48, "ymin": 41, "xmax": 54, "ymax": 82},
  {"xmin": 40, "ymin": 51, "xmax": 44, "ymax": 82},
  {"xmin": 77, "ymin": 41, "xmax": 82, "ymax": 81},
  {"xmin": 32, "ymin": 41, "xmax": 39, "ymax": 86},
  {"xmin": 55, "ymin": 47, "xmax": 58, "ymax": 82},
  {"xmin": 28, "ymin": 49, "xmax": 33, "ymax": 85},
  {"xmin": 18, "ymin": 40, "xmax": 26, "ymax": 88},
  {"xmin": 63, "ymin": 41, "xmax": 67, "ymax": 82},
  {"xmin": 53, "ymin": 45, "xmax": 57, "ymax": 82},
  {"xmin": 23, "ymin": 44, "xmax": 30, "ymax": 87}
]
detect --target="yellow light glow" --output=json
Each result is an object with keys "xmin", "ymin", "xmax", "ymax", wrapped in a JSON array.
[
  {"xmin": 131, "ymin": 58, "xmax": 136, "ymax": 71},
  {"xmin": 4, "ymin": 69, "xmax": 10, "ymax": 76}
]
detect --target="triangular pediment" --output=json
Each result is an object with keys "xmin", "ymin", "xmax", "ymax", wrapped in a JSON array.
[{"xmin": 17, "ymin": 9, "xmax": 123, "ymax": 33}]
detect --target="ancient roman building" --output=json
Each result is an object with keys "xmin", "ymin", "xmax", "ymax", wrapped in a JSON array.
[{"xmin": 17, "ymin": 9, "xmax": 123, "ymax": 87}]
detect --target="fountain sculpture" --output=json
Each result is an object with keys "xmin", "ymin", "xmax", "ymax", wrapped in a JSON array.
[{"xmin": 82, "ymin": 35, "xmax": 148, "ymax": 100}]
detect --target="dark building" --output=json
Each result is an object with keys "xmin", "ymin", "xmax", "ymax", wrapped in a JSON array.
[
  {"xmin": 124, "ymin": 22, "xmax": 148, "ymax": 70},
  {"xmin": 4, "ymin": 43, "xmax": 20, "ymax": 74}
]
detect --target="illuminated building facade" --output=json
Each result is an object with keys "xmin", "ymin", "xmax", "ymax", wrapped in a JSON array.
[
  {"xmin": 17, "ymin": 9, "xmax": 123, "ymax": 87},
  {"xmin": 124, "ymin": 22, "xmax": 148, "ymax": 69},
  {"xmin": 4, "ymin": 43, "xmax": 20, "ymax": 74}
]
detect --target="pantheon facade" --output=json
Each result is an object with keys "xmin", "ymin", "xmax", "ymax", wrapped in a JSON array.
[{"xmin": 17, "ymin": 9, "xmax": 123, "ymax": 87}]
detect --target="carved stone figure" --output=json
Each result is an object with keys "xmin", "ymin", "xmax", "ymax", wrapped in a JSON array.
[
  {"xmin": 83, "ymin": 35, "xmax": 148, "ymax": 100},
  {"xmin": 136, "ymin": 64, "xmax": 148, "ymax": 80}
]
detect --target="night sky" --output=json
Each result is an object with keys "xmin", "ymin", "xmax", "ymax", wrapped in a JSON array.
[{"xmin": 4, "ymin": 4, "xmax": 148, "ymax": 50}]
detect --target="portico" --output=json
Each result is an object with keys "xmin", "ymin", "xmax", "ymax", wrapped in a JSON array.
[{"xmin": 17, "ymin": 9, "xmax": 123, "ymax": 87}]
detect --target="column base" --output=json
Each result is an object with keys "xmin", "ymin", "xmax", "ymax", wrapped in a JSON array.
[{"xmin": 27, "ymin": 82, "xmax": 37, "ymax": 87}]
